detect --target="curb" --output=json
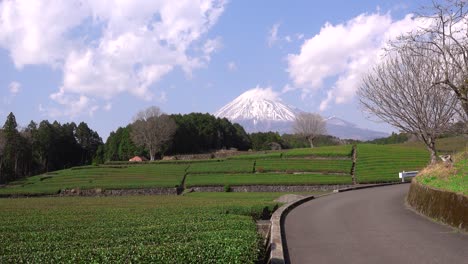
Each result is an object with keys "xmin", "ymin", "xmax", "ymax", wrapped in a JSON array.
[{"xmin": 268, "ymin": 182, "xmax": 408, "ymax": 264}]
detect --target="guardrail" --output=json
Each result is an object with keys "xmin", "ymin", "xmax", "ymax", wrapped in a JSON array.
[{"xmin": 398, "ymin": 171, "xmax": 418, "ymax": 182}]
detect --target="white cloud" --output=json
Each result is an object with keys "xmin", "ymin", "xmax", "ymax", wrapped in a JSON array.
[
  {"xmin": 8, "ymin": 81, "xmax": 20, "ymax": 94},
  {"xmin": 203, "ymin": 37, "xmax": 222, "ymax": 60},
  {"xmin": 48, "ymin": 88, "xmax": 99, "ymax": 117},
  {"xmin": 281, "ymin": 84, "xmax": 295, "ymax": 94},
  {"xmin": 104, "ymin": 102, "xmax": 112, "ymax": 111},
  {"xmin": 239, "ymin": 85, "xmax": 280, "ymax": 101},
  {"xmin": 0, "ymin": 0, "xmax": 226, "ymax": 117},
  {"xmin": 268, "ymin": 23, "xmax": 280, "ymax": 47},
  {"xmin": 227, "ymin": 61, "xmax": 237, "ymax": 71},
  {"xmin": 286, "ymin": 12, "xmax": 420, "ymax": 111},
  {"xmin": 157, "ymin": 91, "xmax": 168, "ymax": 103}
]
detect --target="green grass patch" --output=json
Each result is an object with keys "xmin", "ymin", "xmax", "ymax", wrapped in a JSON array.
[
  {"xmin": 187, "ymin": 160, "xmax": 255, "ymax": 174},
  {"xmin": 401, "ymin": 136, "xmax": 468, "ymax": 154},
  {"xmin": 0, "ymin": 164, "xmax": 188, "ymax": 195},
  {"xmin": 185, "ymin": 173, "xmax": 352, "ymax": 187},
  {"xmin": 0, "ymin": 193, "xmax": 280, "ymax": 263},
  {"xmin": 417, "ymin": 152, "xmax": 468, "ymax": 195},
  {"xmin": 255, "ymin": 159, "xmax": 352, "ymax": 173},
  {"xmin": 355, "ymin": 144, "xmax": 429, "ymax": 183}
]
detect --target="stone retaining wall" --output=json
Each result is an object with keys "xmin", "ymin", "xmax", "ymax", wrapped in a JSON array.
[
  {"xmin": 407, "ymin": 180, "xmax": 468, "ymax": 232},
  {"xmin": 59, "ymin": 187, "xmax": 178, "ymax": 196}
]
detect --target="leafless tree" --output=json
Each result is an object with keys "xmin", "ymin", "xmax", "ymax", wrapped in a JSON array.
[
  {"xmin": 293, "ymin": 113, "xmax": 327, "ymax": 148},
  {"xmin": 393, "ymin": 0, "xmax": 468, "ymax": 117},
  {"xmin": 130, "ymin": 106, "xmax": 177, "ymax": 161},
  {"xmin": 358, "ymin": 46, "xmax": 459, "ymax": 164}
]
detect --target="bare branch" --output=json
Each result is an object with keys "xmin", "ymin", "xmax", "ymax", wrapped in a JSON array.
[
  {"xmin": 293, "ymin": 113, "xmax": 327, "ymax": 148},
  {"xmin": 131, "ymin": 106, "xmax": 177, "ymax": 161},
  {"xmin": 358, "ymin": 45, "xmax": 459, "ymax": 163}
]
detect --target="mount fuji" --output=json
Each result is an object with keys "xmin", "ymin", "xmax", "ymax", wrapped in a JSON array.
[{"xmin": 214, "ymin": 88, "xmax": 389, "ymax": 140}]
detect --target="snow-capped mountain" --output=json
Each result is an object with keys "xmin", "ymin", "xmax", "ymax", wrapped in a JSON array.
[
  {"xmin": 214, "ymin": 88, "xmax": 389, "ymax": 140},
  {"xmin": 214, "ymin": 88, "xmax": 296, "ymax": 123}
]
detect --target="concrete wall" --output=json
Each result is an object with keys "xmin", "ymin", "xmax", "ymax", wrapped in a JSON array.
[
  {"xmin": 407, "ymin": 180, "xmax": 468, "ymax": 232},
  {"xmin": 59, "ymin": 187, "xmax": 178, "ymax": 196}
]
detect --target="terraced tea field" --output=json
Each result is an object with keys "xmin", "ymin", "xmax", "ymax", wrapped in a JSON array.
[
  {"xmin": 0, "ymin": 193, "xmax": 280, "ymax": 263},
  {"xmin": 255, "ymin": 159, "xmax": 352, "ymax": 174},
  {"xmin": 183, "ymin": 146, "xmax": 353, "ymax": 187},
  {"xmin": 355, "ymin": 144, "xmax": 429, "ymax": 183},
  {"xmin": 0, "ymin": 164, "xmax": 188, "ymax": 195},
  {"xmin": 187, "ymin": 160, "xmax": 255, "ymax": 174},
  {"xmin": 283, "ymin": 145, "xmax": 353, "ymax": 158},
  {"xmin": 185, "ymin": 173, "xmax": 352, "ymax": 187},
  {"xmin": 1, "ymin": 141, "xmax": 452, "ymax": 195}
]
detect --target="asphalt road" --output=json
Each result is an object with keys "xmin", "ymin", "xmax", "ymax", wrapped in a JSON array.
[{"xmin": 284, "ymin": 184, "xmax": 468, "ymax": 264}]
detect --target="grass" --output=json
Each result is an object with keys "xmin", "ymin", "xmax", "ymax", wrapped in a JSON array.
[
  {"xmin": 355, "ymin": 144, "xmax": 429, "ymax": 183},
  {"xmin": 0, "ymin": 164, "xmax": 188, "ymax": 195},
  {"xmin": 255, "ymin": 159, "xmax": 352, "ymax": 173},
  {"xmin": 185, "ymin": 173, "xmax": 353, "ymax": 187},
  {"xmin": 417, "ymin": 152, "xmax": 468, "ymax": 195},
  {"xmin": 187, "ymin": 160, "xmax": 255, "ymax": 174},
  {"xmin": 401, "ymin": 136, "xmax": 468, "ymax": 154},
  {"xmin": 0, "ymin": 193, "xmax": 281, "ymax": 263}
]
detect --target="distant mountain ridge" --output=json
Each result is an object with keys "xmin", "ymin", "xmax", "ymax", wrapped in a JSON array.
[{"xmin": 214, "ymin": 88, "xmax": 389, "ymax": 141}]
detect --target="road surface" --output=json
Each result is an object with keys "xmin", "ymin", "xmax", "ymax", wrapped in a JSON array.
[{"xmin": 284, "ymin": 184, "xmax": 468, "ymax": 264}]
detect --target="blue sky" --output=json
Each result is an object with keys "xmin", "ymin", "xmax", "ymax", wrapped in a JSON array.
[{"xmin": 0, "ymin": 0, "xmax": 431, "ymax": 139}]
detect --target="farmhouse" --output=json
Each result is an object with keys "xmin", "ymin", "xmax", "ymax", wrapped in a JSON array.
[{"xmin": 129, "ymin": 156, "xmax": 148, "ymax": 162}]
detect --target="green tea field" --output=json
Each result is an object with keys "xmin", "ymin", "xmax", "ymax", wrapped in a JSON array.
[
  {"xmin": 0, "ymin": 193, "xmax": 281, "ymax": 263},
  {"xmin": 0, "ymin": 164, "xmax": 188, "ymax": 195}
]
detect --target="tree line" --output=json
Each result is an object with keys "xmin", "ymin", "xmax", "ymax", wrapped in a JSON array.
[
  {"xmin": 0, "ymin": 112, "xmax": 103, "ymax": 184},
  {"xmin": 95, "ymin": 110, "xmax": 252, "ymax": 163}
]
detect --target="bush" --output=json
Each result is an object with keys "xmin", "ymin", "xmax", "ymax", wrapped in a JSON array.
[{"xmin": 224, "ymin": 184, "xmax": 231, "ymax": 192}]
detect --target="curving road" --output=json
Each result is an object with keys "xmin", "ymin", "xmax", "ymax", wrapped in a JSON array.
[{"xmin": 284, "ymin": 184, "xmax": 468, "ymax": 264}]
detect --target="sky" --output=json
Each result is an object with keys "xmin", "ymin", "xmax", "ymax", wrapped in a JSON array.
[{"xmin": 0, "ymin": 0, "xmax": 432, "ymax": 140}]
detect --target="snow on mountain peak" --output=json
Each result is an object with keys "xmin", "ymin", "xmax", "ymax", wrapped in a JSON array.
[
  {"xmin": 236, "ymin": 86, "xmax": 279, "ymax": 101},
  {"xmin": 214, "ymin": 86, "xmax": 297, "ymax": 122}
]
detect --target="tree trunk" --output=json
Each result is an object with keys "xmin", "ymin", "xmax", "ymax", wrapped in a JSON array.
[
  {"xmin": 0, "ymin": 159, "xmax": 3, "ymax": 184},
  {"xmin": 462, "ymin": 99, "xmax": 468, "ymax": 120},
  {"xmin": 307, "ymin": 137, "xmax": 314, "ymax": 148},
  {"xmin": 14, "ymin": 153, "xmax": 18, "ymax": 176},
  {"xmin": 426, "ymin": 138, "xmax": 438, "ymax": 165}
]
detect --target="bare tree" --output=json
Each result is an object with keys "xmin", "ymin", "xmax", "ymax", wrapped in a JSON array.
[
  {"xmin": 293, "ymin": 113, "xmax": 326, "ymax": 148},
  {"xmin": 394, "ymin": 0, "xmax": 468, "ymax": 117},
  {"xmin": 358, "ymin": 46, "xmax": 459, "ymax": 164},
  {"xmin": 131, "ymin": 106, "xmax": 177, "ymax": 161}
]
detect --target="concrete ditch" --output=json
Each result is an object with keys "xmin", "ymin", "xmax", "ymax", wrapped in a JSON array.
[{"xmin": 406, "ymin": 179, "xmax": 468, "ymax": 232}]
